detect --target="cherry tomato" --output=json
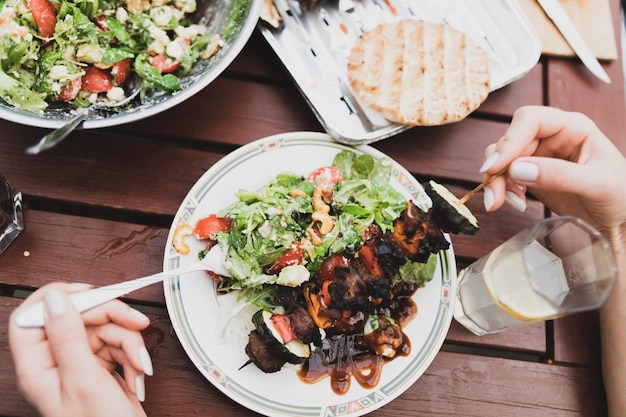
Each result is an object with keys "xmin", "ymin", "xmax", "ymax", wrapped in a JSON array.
[
  {"xmin": 149, "ymin": 54, "xmax": 181, "ymax": 74},
  {"xmin": 81, "ymin": 66, "xmax": 113, "ymax": 92},
  {"xmin": 306, "ymin": 166, "xmax": 343, "ymax": 187},
  {"xmin": 193, "ymin": 214, "xmax": 232, "ymax": 240},
  {"xmin": 57, "ymin": 77, "xmax": 82, "ymax": 102},
  {"xmin": 112, "ymin": 59, "xmax": 131, "ymax": 85},
  {"xmin": 27, "ymin": 0, "xmax": 57, "ymax": 38},
  {"xmin": 314, "ymin": 253, "xmax": 349, "ymax": 283},
  {"xmin": 265, "ymin": 242, "xmax": 305, "ymax": 275}
]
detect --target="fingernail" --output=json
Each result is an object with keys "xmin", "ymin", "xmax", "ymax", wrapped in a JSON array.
[
  {"xmin": 505, "ymin": 191, "xmax": 527, "ymax": 212},
  {"xmin": 510, "ymin": 161, "xmax": 539, "ymax": 182},
  {"xmin": 135, "ymin": 374, "xmax": 145, "ymax": 402},
  {"xmin": 138, "ymin": 346, "xmax": 153, "ymax": 376},
  {"xmin": 130, "ymin": 308, "xmax": 150, "ymax": 324},
  {"xmin": 479, "ymin": 152, "xmax": 500, "ymax": 173},
  {"xmin": 483, "ymin": 187, "xmax": 494, "ymax": 211},
  {"xmin": 44, "ymin": 289, "xmax": 68, "ymax": 318}
]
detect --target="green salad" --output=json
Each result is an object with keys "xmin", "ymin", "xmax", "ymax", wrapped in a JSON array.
[
  {"xmin": 0, "ymin": 0, "xmax": 249, "ymax": 112},
  {"xmin": 188, "ymin": 150, "xmax": 438, "ymax": 306}
]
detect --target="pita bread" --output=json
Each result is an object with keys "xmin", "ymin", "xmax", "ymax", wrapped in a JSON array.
[{"xmin": 347, "ymin": 20, "xmax": 491, "ymax": 126}]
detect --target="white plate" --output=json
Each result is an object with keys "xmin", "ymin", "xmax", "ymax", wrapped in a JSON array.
[{"xmin": 163, "ymin": 132, "xmax": 456, "ymax": 417}]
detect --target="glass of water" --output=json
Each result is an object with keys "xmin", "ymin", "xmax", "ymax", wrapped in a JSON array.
[
  {"xmin": 454, "ymin": 215, "xmax": 617, "ymax": 336},
  {"xmin": 0, "ymin": 174, "xmax": 24, "ymax": 255}
]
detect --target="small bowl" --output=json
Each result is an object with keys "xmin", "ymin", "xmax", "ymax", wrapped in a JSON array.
[{"xmin": 0, "ymin": 0, "xmax": 262, "ymax": 129}]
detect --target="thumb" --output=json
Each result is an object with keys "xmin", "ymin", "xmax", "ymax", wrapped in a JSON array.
[
  {"xmin": 510, "ymin": 156, "xmax": 610, "ymax": 199},
  {"xmin": 43, "ymin": 289, "xmax": 100, "ymax": 385}
]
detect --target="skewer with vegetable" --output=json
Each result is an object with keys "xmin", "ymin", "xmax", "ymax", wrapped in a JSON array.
[{"xmin": 173, "ymin": 149, "xmax": 479, "ymax": 394}]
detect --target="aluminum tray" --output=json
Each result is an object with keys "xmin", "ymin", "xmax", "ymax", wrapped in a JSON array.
[{"xmin": 259, "ymin": 0, "xmax": 541, "ymax": 144}]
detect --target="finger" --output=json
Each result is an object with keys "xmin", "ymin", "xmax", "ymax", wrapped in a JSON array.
[
  {"xmin": 515, "ymin": 156, "xmax": 613, "ymax": 192},
  {"xmin": 42, "ymin": 289, "xmax": 102, "ymax": 387},
  {"xmin": 86, "ymin": 322, "xmax": 153, "ymax": 376},
  {"xmin": 81, "ymin": 300, "xmax": 150, "ymax": 331},
  {"xmin": 9, "ymin": 283, "xmax": 94, "ymax": 389},
  {"xmin": 483, "ymin": 106, "xmax": 592, "ymax": 174}
]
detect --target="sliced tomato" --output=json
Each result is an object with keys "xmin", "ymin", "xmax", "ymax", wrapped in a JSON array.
[
  {"xmin": 81, "ymin": 66, "xmax": 113, "ymax": 92},
  {"xmin": 193, "ymin": 214, "xmax": 232, "ymax": 240},
  {"xmin": 149, "ymin": 54, "xmax": 181, "ymax": 74},
  {"xmin": 57, "ymin": 77, "xmax": 82, "ymax": 102},
  {"xmin": 306, "ymin": 166, "xmax": 343, "ymax": 186},
  {"xmin": 265, "ymin": 242, "xmax": 305, "ymax": 275},
  {"xmin": 271, "ymin": 314, "xmax": 295, "ymax": 343},
  {"xmin": 112, "ymin": 59, "xmax": 131, "ymax": 85},
  {"xmin": 27, "ymin": 0, "xmax": 57, "ymax": 38}
]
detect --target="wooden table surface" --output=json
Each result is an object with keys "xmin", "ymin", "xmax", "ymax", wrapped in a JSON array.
[{"xmin": 1, "ymin": 1, "xmax": 625, "ymax": 415}]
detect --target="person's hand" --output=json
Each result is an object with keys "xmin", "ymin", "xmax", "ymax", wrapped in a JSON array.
[
  {"xmin": 479, "ymin": 105, "xmax": 626, "ymax": 239},
  {"xmin": 9, "ymin": 283, "xmax": 152, "ymax": 417}
]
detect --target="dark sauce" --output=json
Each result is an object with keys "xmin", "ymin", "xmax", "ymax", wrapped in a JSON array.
[{"xmin": 298, "ymin": 287, "xmax": 418, "ymax": 395}]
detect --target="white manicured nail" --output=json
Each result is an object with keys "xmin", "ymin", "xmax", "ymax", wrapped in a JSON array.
[
  {"xmin": 135, "ymin": 374, "xmax": 145, "ymax": 402},
  {"xmin": 505, "ymin": 191, "xmax": 527, "ymax": 212},
  {"xmin": 138, "ymin": 346, "xmax": 153, "ymax": 376},
  {"xmin": 44, "ymin": 289, "xmax": 68, "ymax": 318},
  {"xmin": 130, "ymin": 308, "xmax": 150, "ymax": 324},
  {"xmin": 483, "ymin": 188, "xmax": 494, "ymax": 211},
  {"xmin": 510, "ymin": 161, "xmax": 539, "ymax": 182},
  {"xmin": 479, "ymin": 152, "xmax": 500, "ymax": 173}
]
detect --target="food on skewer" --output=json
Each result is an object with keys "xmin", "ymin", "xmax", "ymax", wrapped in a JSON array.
[{"xmin": 180, "ymin": 150, "xmax": 479, "ymax": 393}]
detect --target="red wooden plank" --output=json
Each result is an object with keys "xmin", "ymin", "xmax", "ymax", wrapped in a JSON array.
[
  {"xmin": 479, "ymin": 64, "xmax": 544, "ymax": 117},
  {"xmin": 0, "ymin": 210, "xmax": 169, "ymax": 304}
]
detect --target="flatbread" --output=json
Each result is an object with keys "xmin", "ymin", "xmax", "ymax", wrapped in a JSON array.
[{"xmin": 347, "ymin": 20, "xmax": 491, "ymax": 126}]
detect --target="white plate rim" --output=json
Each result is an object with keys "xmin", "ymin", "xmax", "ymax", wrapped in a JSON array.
[{"xmin": 162, "ymin": 131, "xmax": 456, "ymax": 417}]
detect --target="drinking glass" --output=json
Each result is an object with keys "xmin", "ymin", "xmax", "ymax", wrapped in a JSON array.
[
  {"xmin": 454, "ymin": 216, "xmax": 617, "ymax": 336},
  {"xmin": 0, "ymin": 174, "xmax": 24, "ymax": 255}
]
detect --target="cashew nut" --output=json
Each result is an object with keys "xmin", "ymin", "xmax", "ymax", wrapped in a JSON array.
[
  {"xmin": 289, "ymin": 189, "xmax": 306, "ymax": 198},
  {"xmin": 306, "ymin": 227, "xmax": 323, "ymax": 246},
  {"xmin": 312, "ymin": 186, "xmax": 330, "ymax": 213},
  {"xmin": 312, "ymin": 211, "xmax": 335, "ymax": 235},
  {"xmin": 173, "ymin": 223, "xmax": 193, "ymax": 254}
]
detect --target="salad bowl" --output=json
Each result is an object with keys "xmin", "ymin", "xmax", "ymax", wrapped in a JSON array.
[{"xmin": 0, "ymin": 0, "xmax": 262, "ymax": 129}]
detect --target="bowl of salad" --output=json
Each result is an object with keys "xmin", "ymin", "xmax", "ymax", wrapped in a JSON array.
[{"xmin": 0, "ymin": 0, "xmax": 262, "ymax": 129}]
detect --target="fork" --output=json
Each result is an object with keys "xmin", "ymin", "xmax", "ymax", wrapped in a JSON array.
[
  {"xmin": 15, "ymin": 244, "xmax": 229, "ymax": 328},
  {"xmin": 25, "ymin": 74, "xmax": 142, "ymax": 155}
]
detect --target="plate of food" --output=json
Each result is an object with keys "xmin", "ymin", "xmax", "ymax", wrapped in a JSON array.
[
  {"xmin": 163, "ymin": 132, "xmax": 475, "ymax": 416},
  {"xmin": 258, "ymin": 0, "xmax": 541, "ymax": 144},
  {"xmin": 0, "ymin": 0, "xmax": 262, "ymax": 129}
]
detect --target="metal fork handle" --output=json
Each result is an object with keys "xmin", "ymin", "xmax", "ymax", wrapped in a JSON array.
[
  {"xmin": 25, "ymin": 107, "xmax": 91, "ymax": 155},
  {"xmin": 14, "ymin": 259, "xmax": 208, "ymax": 328}
]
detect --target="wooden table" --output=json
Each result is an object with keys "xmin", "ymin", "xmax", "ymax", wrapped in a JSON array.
[{"xmin": 1, "ymin": 1, "xmax": 624, "ymax": 415}]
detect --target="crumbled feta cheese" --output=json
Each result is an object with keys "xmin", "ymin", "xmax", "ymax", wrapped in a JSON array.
[
  {"xmin": 49, "ymin": 65, "xmax": 69, "ymax": 79},
  {"xmin": 276, "ymin": 265, "xmax": 310, "ymax": 287},
  {"xmin": 106, "ymin": 86, "xmax": 126, "ymax": 102},
  {"xmin": 257, "ymin": 220, "xmax": 272, "ymax": 238},
  {"xmin": 165, "ymin": 39, "xmax": 184, "ymax": 60},
  {"xmin": 174, "ymin": 24, "xmax": 206, "ymax": 40},
  {"xmin": 147, "ymin": 25, "xmax": 170, "ymax": 55},
  {"xmin": 115, "ymin": 7, "xmax": 128, "ymax": 23},
  {"xmin": 150, "ymin": 6, "xmax": 173, "ymax": 26}
]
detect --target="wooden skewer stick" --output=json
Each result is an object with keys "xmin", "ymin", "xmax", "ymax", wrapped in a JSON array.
[{"xmin": 457, "ymin": 167, "xmax": 508, "ymax": 205}]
